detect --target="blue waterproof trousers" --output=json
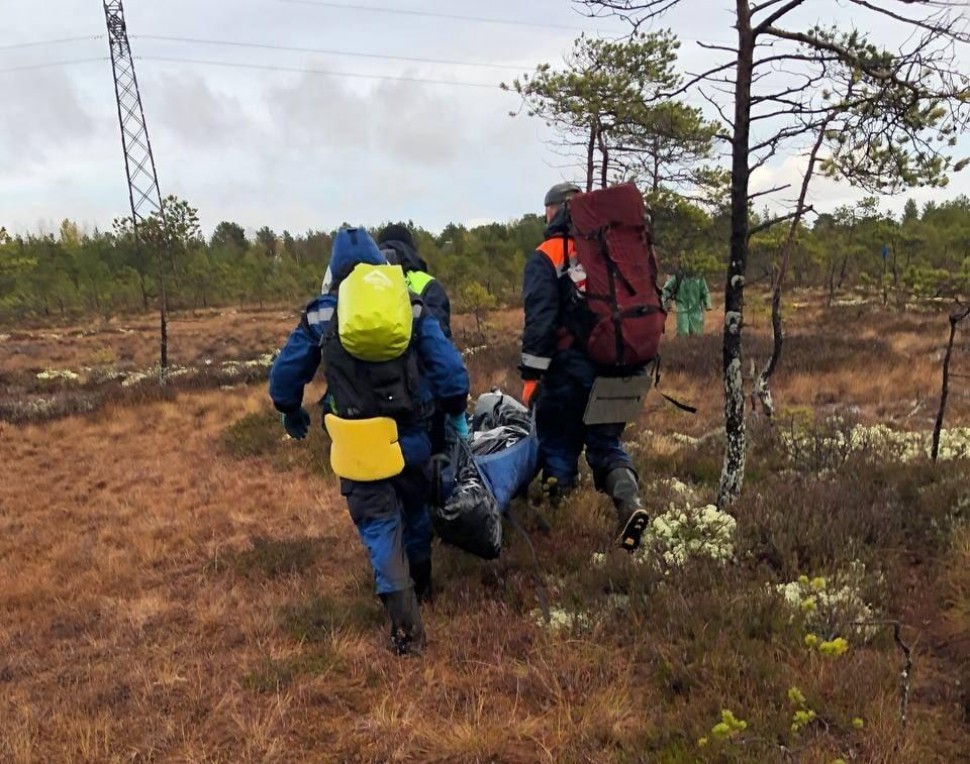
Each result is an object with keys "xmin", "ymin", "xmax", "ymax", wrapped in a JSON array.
[{"xmin": 340, "ymin": 466, "xmax": 433, "ymax": 594}]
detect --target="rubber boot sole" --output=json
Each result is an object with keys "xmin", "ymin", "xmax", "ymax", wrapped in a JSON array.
[{"xmin": 618, "ymin": 509, "xmax": 651, "ymax": 553}]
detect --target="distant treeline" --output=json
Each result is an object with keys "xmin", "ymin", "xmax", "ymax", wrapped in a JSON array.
[{"xmin": 1, "ymin": 193, "xmax": 968, "ymax": 325}]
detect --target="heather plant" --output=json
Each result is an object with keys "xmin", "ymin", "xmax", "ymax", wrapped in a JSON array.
[{"xmin": 777, "ymin": 565, "xmax": 879, "ymax": 642}]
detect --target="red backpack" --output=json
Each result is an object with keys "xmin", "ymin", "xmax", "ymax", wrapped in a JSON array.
[{"xmin": 568, "ymin": 183, "xmax": 667, "ymax": 370}]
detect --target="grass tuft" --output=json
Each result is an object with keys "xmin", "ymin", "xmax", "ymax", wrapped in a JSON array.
[
  {"xmin": 279, "ymin": 595, "xmax": 384, "ymax": 644},
  {"xmin": 230, "ymin": 535, "xmax": 322, "ymax": 579},
  {"xmin": 221, "ymin": 410, "xmax": 332, "ymax": 476},
  {"xmin": 244, "ymin": 651, "xmax": 341, "ymax": 694}
]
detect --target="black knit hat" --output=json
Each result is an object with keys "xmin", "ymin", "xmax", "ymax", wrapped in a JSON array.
[{"xmin": 377, "ymin": 223, "xmax": 415, "ymax": 249}]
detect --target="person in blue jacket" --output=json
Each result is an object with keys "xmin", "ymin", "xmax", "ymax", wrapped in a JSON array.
[
  {"xmin": 269, "ymin": 227, "xmax": 470, "ymax": 656},
  {"xmin": 319, "ymin": 225, "xmax": 452, "ymax": 341},
  {"xmin": 520, "ymin": 182, "xmax": 650, "ymax": 552}
]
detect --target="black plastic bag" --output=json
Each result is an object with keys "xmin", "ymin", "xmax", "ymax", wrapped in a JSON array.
[
  {"xmin": 431, "ymin": 441, "xmax": 502, "ymax": 560},
  {"xmin": 472, "ymin": 390, "xmax": 531, "ymax": 433},
  {"xmin": 470, "ymin": 424, "xmax": 531, "ymax": 455}
]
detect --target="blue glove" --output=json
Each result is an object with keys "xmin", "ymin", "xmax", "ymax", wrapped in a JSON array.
[
  {"xmin": 447, "ymin": 412, "xmax": 470, "ymax": 440},
  {"xmin": 281, "ymin": 408, "xmax": 311, "ymax": 440}
]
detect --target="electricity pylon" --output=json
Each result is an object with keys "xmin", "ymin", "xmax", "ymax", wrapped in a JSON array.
[{"xmin": 103, "ymin": 0, "xmax": 171, "ymax": 377}]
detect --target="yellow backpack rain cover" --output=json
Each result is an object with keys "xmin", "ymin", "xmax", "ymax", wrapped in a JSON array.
[{"xmin": 337, "ymin": 263, "xmax": 413, "ymax": 362}]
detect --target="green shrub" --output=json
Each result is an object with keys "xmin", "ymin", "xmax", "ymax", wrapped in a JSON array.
[{"xmin": 221, "ymin": 410, "xmax": 332, "ymax": 476}]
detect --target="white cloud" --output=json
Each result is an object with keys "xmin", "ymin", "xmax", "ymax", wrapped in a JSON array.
[
  {"xmin": 0, "ymin": 0, "xmax": 966, "ymax": 236},
  {"xmin": 0, "ymin": 66, "xmax": 98, "ymax": 172}
]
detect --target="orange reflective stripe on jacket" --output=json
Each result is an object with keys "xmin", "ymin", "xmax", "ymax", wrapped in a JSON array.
[{"xmin": 536, "ymin": 236, "xmax": 575, "ymax": 271}]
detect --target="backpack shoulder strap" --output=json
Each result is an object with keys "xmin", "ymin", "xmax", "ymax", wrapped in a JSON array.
[{"xmin": 409, "ymin": 291, "xmax": 424, "ymax": 319}]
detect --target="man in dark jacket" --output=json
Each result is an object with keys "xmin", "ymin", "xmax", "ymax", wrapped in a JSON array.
[
  {"xmin": 377, "ymin": 223, "xmax": 452, "ymax": 339},
  {"xmin": 520, "ymin": 182, "xmax": 650, "ymax": 552},
  {"xmin": 269, "ymin": 227, "xmax": 470, "ymax": 655},
  {"xmin": 378, "ymin": 223, "xmax": 455, "ymax": 456}
]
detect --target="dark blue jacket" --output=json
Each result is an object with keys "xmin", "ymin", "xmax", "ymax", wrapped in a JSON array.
[
  {"xmin": 380, "ymin": 239, "xmax": 452, "ymax": 340},
  {"xmin": 520, "ymin": 212, "xmax": 597, "ymax": 387},
  {"xmin": 270, "ymin": 228, "xmax": 469, "ymax": 466}
]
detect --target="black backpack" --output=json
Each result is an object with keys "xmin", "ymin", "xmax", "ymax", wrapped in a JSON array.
[{"xmin": 318, "ymin": 299, "xmax": 426, "ymax": 422}]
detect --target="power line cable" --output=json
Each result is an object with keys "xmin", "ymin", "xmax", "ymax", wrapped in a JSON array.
[
  {"xmin": 282, "ymin": 0, "xmax": 585, "ymax": 31},
  {"xmin": 135, "ymin": 34, "xmax": 530, "ymax": 71},
  {"xmin": 0, "ymin": 35, "xmax": 103, "ymax": 52},
  {"xmin": 280, "ymin": 0, "xmax": 588, "ymax": 32},
  {"xmin": 137, "ymin": 55, "xmax": 505, "ymax": 89},
  {"xmin": 279, "ymin": 0, "xmax": 738, "ymax": 44},
  {"xmin": 0, "ymin": 57, "xmax": 107, "ymax": 75}
]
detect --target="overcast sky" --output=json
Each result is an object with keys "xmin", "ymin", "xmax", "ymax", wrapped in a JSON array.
[{"xmin": 1, "ymin": 0, "xmax": 968, "ymax": 237}]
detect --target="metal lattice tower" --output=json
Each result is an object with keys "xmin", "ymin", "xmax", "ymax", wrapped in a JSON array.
[
  {"xmin": 103, "ymin": 1, "xmax": 163, "ymax": 226},
  {"xmin": 103, "ymin": 0, "xmax": 170, "ymax": 372}
]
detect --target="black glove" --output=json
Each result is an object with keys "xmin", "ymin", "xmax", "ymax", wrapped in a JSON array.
[{"xmin": 281, "ymin": 408, "xmax": 311, "ymax": 440}]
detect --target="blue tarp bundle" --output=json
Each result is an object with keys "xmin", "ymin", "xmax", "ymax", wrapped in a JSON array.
[
  {"xmin": 431, "ymin": 391, "xmax": 539, "ymax": 558},
  {"xmin": 470, "ymin": 391, "xmax": 539, "ymax": 513}
]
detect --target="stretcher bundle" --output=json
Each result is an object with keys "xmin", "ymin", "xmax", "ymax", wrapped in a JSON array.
[{"xmin": 431, "ymin": 391, "xmax": 539, "ymax": 559}]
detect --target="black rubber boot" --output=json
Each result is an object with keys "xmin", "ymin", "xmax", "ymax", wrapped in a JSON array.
[
  {"xmin": 604, "ymin": 467, "xmax": 650, "ymax": 553},
  {"xmin": 379, "ymin": 588, "xmax": 426, "ymax": 656},
  {"xmin": 411, "ymin": 559, "xmax": 433, "ymax": 605}
]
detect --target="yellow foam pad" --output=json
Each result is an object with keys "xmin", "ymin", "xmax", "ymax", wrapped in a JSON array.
[{"xmin": 324, "ymin": 414, "xmax": 405, "ymax": 481}]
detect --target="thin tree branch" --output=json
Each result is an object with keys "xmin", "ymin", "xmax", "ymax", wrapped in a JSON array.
[
  {"xmin": 752, "ymin": 0, "xmax": 808, "ymax": 35},
  {"xmin": 850, "ymin": 620, "xmax": 913, "ymax": 732},
  {"xmin": 665, "ymin": 60, "xmax": 738, "ymax": 100},
  {"xmin": 748, "ymin": 207, "xmax": 812, "ymax": 238},
  {"xmin": 847, "ymin": 0, "xmax": 970, "ymax": 44},
  {"xmin": 755, "ymin": 115, "xmax": 830, "ymax": 417},
  {"xmin": 763, "ymin": 25, "xmax": 966, "ymax": 100},
  {"xmin": 697, "ymin": 41, "xmax": 738, "ymax": 54}
]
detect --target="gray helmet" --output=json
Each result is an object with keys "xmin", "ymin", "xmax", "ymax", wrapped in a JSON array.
[{"xmin": 544, "ymin": 182, "xmax": 581, "ymax": 207}]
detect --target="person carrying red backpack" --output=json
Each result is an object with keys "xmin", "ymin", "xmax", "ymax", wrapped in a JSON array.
[{"xmin": 521, "ymin": 182, "xmax": 662, "ymax": 552}]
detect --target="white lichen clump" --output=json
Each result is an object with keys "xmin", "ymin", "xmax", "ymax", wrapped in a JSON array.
[
  {"xmin": 32, "ymin": 350, "xmax": 281, "ymax": 390},
  {"xmin": 782, "ymin": 420, "xmax": 970, "ymax": 463},
  {"xmin": 636, "ymin": 502, "xmax": 737, "ymax": 569},
  {"xmin": 668, "ymin": 432, "xmax": 701, "ymax": 448},
  {"xmin": 724, "ymin": 312, "xmax": 742, "ymax": 336},
  {"xmin": 660, "ymin": 477, "xmax": 695, "ymax": 496},
  {"xmin": 121, "ymin": 368, "xmax": 157, "ymax": 387},
  {"xmin": 36, "ymin": 369, "xmax": 80, "ymax": 382},
  {"xmin": 776, "ymin": 563, "xmax": 878, "ymax": 641},
  {"xmin": 531, "ymin": 607, "xmax": 591, "ymax": 633},
  {"xmin": 462, "ymin": 345, "xmax": 488, "ymax": 358}
]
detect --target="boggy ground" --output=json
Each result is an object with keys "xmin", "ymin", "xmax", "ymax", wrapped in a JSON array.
[{"xmin": 1, "ymin": 292, "xmax": 970, "ymax": 763}]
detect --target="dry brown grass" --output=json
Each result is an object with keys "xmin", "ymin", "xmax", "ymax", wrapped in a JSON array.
[
  {"xmin": 1, "ymin": 306, "xmax": 297, "ymax": 375},
  {"xmin": 0, "ymin": 306, "xmax": 516, "ymax": 376},
  {"xmin": 1, "ymin": 293, "xmax": 969, "ymax": 762}
]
